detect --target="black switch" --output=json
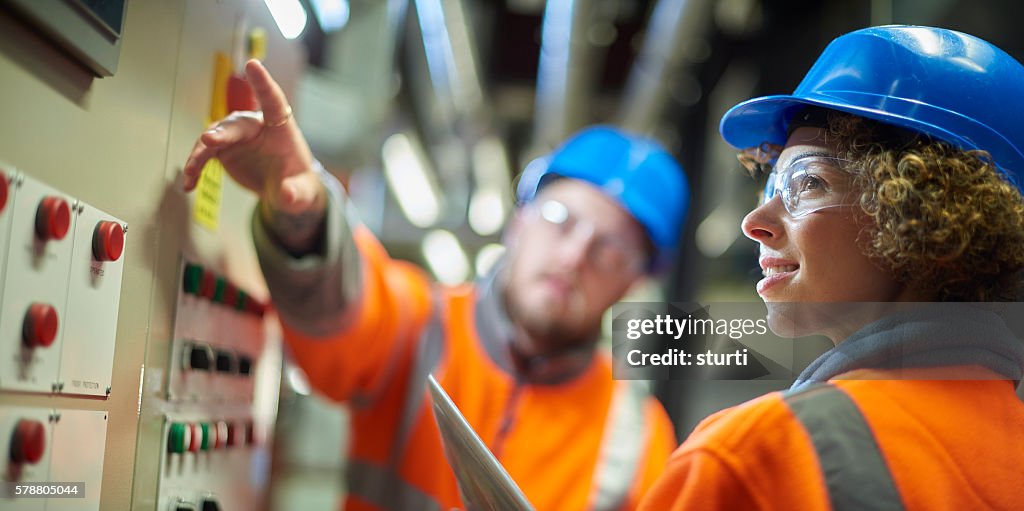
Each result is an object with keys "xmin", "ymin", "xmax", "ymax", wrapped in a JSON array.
[
  {"xmin": 187, "ymin": 344, "xmax": 211, "ymax": 371},
  {"xmin": 215, "ymin": 350, "xmax": 235, "ymax": 374},
  {"xmin": 201, "ymin": 498, "xmax": 220, "ymax": 511},
  {"xmin": 237, "ymin": 355, "xmax": 253, "ymax": 376}
]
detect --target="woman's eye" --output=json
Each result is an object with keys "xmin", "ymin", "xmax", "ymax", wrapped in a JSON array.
[{"xmin": 794, "ymin": 173, "xmax": 827, "ymax": 194}]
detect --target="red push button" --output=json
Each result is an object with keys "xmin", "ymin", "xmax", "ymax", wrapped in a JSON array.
[
  {"xmin": 225, "ymin": 422, "xmax": 237, "ymax": 447},
  {"xmin": 227, "ymin": 74, "xmax": 258, "ymax": 113},
  {"xmin": 222, "ymin": 282, "xmax": 239, "ymax": 308},
  {"xmin": 23, "ymin": 303, "xmax": 58, "ymax": 348},
  {"xmin": 93, "ymin": 221, "xmax": 124, "ymax": 261},
  {"xmin": 187, "ymin": 423, "xmax": 201, "ymax": 453},
  {"xmin": 35, "ymin": 196, "xmax": 71, "ymax": 241},
  {"xmin": 245, "ymin": 299, "xmax": 261, "ymax": 316},
  {"xmin": 0, "ymin": 171, "xmax": 8, "ymax": 214},
  {"xmin": 199, "ymin": 271, "xmax": 217, "ymax": 300},
  {"xmin": 10, "ymin": 419, "xmax": 46, "ymax": 464}
]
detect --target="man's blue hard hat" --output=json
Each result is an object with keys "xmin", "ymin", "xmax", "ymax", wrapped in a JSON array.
[
  {"xmin": 719, "ymin": 25, "xmax": 1024, "ymax": 187},
  {"xmin": 516, "ymin": 126, "xmax": 689, "ymax": 272}
]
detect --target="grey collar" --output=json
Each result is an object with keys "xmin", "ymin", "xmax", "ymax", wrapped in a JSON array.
[
  {"xmin": 791, "ymin": 303, "xmax": 1024, "ymax": 391},
  {"xmin": 473, "ymin": 265, "xmax": 596, "ymax": 385}
]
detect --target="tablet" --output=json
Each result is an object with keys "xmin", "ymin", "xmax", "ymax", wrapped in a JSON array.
[{"xmin": 427, "ymin": 374, "xmax": 535, "ymax": 511}]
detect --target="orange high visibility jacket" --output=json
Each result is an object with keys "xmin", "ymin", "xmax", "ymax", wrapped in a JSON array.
[
  {"xmin": 253, "ymin": 176, "xmax": 676, "ymax": 511},
  {"xmin": 639, "ymin": 367, "xmax": 1024, "ymax": 510}
]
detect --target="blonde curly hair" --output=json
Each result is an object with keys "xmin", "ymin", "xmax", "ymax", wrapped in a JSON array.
[{"xmin": 744, "ymin": 109, "xmax": 1024, "ymax": 301}]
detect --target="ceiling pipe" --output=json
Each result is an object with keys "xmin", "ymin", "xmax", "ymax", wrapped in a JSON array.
[
  {"xmin": 531, "ymin": 0, "xmax": 599, "ymax": 153},
  {"xmin": 617, "ymin": 0, "xmax": 712, "ymax": 135}
]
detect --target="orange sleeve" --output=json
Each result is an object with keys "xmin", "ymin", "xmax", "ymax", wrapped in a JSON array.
[
  {"xmin": 637, "ymin": 446, "xmax": 761, "ymax": 511},
  {"xmin": 637, "ymin": 392, "xmax": 832, "ymax": 511},
  {"xmin": 281, "ymin": 226, "xmax": 434, "ymax": 406}
]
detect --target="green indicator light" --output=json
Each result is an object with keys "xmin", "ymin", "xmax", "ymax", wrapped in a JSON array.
[
  {"xmin": 183, "ymin": 264, "xmax": 202, "ymax": 294},
  {"xmin": 213, "ymin": 278, "xmax": 227, "ymax": 303},
  {"xmin": 200, "ymin": 423, "xmax": 212, "ymax": 450},
  {"xmin": 168, "ymin": 422, "xmax": 187, "ymax": 454}
]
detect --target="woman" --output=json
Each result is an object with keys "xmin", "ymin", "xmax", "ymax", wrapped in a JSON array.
[{"xmin": 640, "ymin": 26, "xmax": 1024, "ymax": 510}]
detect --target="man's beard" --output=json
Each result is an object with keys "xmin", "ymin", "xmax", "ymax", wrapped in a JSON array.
[{"xmin": 504, "ymin": 286, "xmax": 597, "ymax": 356}]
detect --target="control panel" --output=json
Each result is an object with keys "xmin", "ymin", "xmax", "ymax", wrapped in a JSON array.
[
  {"xmin": 0, "ymin": 0, "xmax": 303, "ymax": 509},
  {"xmin": 156, "ymin": 261, "xmax": 275, "ymax": 511},
  {"xmin": 0, "ymin": 171, "xmax": 127, "ymax": 395},
  {"xmin": 0, "ymin": 169, "xmax": 126, "ymax": 511}
]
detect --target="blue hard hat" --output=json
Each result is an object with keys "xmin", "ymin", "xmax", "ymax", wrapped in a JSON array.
[
  {"xmin": 719, "ymin": 25, "xmax": 1024, "ymax": 187},
  {"xmin": 516, "ymin": 126, "xmax": 689, "ymax": 272}
]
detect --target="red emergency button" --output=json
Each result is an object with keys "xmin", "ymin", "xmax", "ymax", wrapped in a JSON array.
[
  {"xmin": 227, "ymin": 74, "xmax": 258, "ymax": 113},
  {"xmin": 35, "ymin": 196, "xmax": 71, "ymax": 241},
  {"xmin": 23, "ymin": 303, "xmax": 58, "ymax": 348},
  {"xmin": 10, "ymin": 419, "xmax": 46, "ymax": 464},
  {"xmin": 0, "ymin": 171, "xmax": 9, "ymax": 214},
  {"xmin": 93, "ymin": 221, "xmax": 124, "ymax": 261}
]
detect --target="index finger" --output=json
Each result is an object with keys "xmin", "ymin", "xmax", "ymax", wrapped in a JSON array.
[{"xmin": 245, "ymin": 59, "xmax": 291, "ymax": 124}]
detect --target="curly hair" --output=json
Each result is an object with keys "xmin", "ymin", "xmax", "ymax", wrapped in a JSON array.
[{"xmin": 812, "ymin": 111, "xmax": 1024, "ymax": 301}]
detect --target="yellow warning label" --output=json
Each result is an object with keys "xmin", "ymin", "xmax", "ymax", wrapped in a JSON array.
[{"xmin": 193, "ymin": 158, "xmax": 224, "ymax": 230}]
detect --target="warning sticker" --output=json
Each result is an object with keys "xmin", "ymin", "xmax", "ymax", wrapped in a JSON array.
[{"xmin": 193, "ymin": 158, "xmax": 223, "ymax": 230}]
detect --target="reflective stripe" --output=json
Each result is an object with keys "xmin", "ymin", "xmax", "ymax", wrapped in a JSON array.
[
  {"xmin": 348, "ymin": 296, "xmax": 448, "ymax": 509},
  {"xmin": 783, "ymin": 383, "xmax": 906, "ymax": 511},
  {"xmin": 588, "ymin": 380, "xmax": 648, "ymax": 511},
  {"xmin": 347, "ymin": 459, "xmax": 443, "ymax": 511},
  {"xmin": 391, "ymin": 292, "xmax": 447, "ymax": 464}
]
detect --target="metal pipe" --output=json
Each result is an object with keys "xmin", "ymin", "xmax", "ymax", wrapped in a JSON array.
[
  {"xmin": 532, "ymin": 0, "xmax": 598, "ymax": 151},
  {"xmin": 618, "ymin": 0, "xmax": 712, "ymax": 134}
]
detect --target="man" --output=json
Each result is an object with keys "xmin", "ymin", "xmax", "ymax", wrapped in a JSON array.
[
  {"xmin": 183, "ymin": 60, "xmax": 689, "ymax": 510},
  {"xmin": 640, "ymin": 25, "xmax": 1024, "ymax": 510}
]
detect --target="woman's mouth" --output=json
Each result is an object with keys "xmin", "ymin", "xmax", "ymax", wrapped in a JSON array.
[
  {"xmin": 763, "ymin": 265, "xmax": 798, "ymax": 276},
  {"xmin": 757, "ymin": 259, "xmax": 799, "ymax": 296}
]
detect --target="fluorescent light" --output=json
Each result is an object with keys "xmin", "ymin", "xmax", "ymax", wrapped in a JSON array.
[
  {"xmin": 422, "ymin": 230, "xmax": 471, "ymax": 285},
  {"xmin": 382, "ymin": 133, "xmax": 442, "ymax": 228},
  {"xmin": 475, "ymin": 243, "xmax": 506, "ymax": 276},
  {"xmin": 468, "ymin": 189, "xmax": 505, "ymax": 236},
  {"xmin": 265, "ymin": 0, "xmax": 308, "ymax": 39},
  {"xmin": 469, "ymin": 136, "xmax": 511, "ymax": 236},
  {"xmin": 309, "ymin": 0, "xmax": 350, "ymax": 32},
  {"xmin": 696, "ymin": 206, "xmax": 741, "ymax": 258},
  {"xmin": 472, "ymin": 136, "xmax": 511, "ymax": 188}
]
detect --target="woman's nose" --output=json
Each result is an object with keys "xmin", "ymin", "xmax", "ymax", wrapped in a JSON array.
[{"xmin": 742, "ymin": 195, "xmax": 785, "ymax": 243}]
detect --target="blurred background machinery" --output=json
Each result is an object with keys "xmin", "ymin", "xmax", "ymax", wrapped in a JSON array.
[{"xmin": 0, "ymin": 0, "xmax": 1021, "ymax": 509}]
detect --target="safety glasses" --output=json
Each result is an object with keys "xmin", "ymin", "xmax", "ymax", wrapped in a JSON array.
[
  {"xmin": 759, "ymin": 155, "xmax": 857, "ymax": 218},
  {"xmin": 527, "ymin": 199, "xmax": 646, "ymax": 273}
]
